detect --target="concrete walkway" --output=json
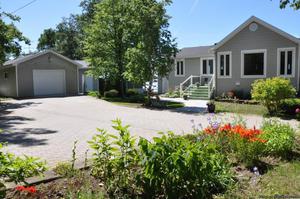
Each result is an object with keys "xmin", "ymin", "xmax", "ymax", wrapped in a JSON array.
[{"xmin": 0, "ymin": 96, "xmax": 298, "ymax": 167}]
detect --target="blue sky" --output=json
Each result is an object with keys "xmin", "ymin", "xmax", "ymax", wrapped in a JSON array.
[{"xmin": 1, "ymin": 0, "xmax": 300, "ymax": 53}]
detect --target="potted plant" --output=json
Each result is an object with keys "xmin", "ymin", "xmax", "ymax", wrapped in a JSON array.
[
  {"xmin": 183, "ymin": 94, "xmax": 188, "ymax": 100},
  {"xmin": 206, "ymin": 101, "xmax": 215, "ymax": 113}
]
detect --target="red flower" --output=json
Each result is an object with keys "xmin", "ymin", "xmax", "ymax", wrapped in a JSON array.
[
  {"xmin": 15, "ymin": 186, "xmax": 37, "ymax": 194},
  {"xmin": 219, "ymin": 124, "xmax": 232, "ymax": 132},
  {"xmin": 295, "ymin": 108, "xmax": 300, "ymax": 114}
]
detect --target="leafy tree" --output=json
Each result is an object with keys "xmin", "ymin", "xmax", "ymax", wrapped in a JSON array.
[
  {"xmin": 80, "ymin": 0, "xmax": 102, "ymax": 21},
  {"xmin": 0, "ymin": 9, "xmax": 30, "ymax": 64},
  {"xmin": 55, "ymin": 14, "xmax": 84, "ymax": 60},
  {"xmin": 280, "ymin": 0, "xmax": 300, "ymax": 9},
  {"xmin": 37, "ymin": 28, "xmax": 56, "ymax": 51},
  {"xmin": 84, "ymin": 0, "xmax": 130, "ymax": 97},
  {"xmin": 124, "ymin": 0, "xmax": 177, "ymax": 102}
]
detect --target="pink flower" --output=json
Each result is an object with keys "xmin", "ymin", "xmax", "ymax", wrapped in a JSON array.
[{"xmin": 295, "ymin": 108, "xmax": 300, "ymax": 114}]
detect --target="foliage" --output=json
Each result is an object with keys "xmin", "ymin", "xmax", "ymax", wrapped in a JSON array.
[
  {"xmin": 162, "ymin": 88, "xmax": 180, "ymax": 98},
  {"xmin": 0, "ymin": 142, "xmax": 47, "ymax": 197},
  {"xmin": 138, "ymin": 132, "xmax": 233, "ymax": 198},
  {"xmin": 53, "ymin": 162, "xmax": 75, "ymax": 177},
  {"xmin": 280, "ymin": 0, "xmax": 300, "ymax": 9},
  {"xmin": 279, "ymin": 98, "xmax": 300, "ymax": 116},
  {"xmin": 204, "ymin": 123, "xmax": 267, "ymax": 166},
  {"xmin": 84, "ymin": 0, "xmax": 130, "ymax": 97},
  {"xmin": 88, "ymin": 119, "xmax": 139, "ymax": 197},
  {"xmin": 126, "ymin": 88, "xmax": 140, "ymax": 96},
  {"xmin": 0, "ymin": 8, "xmax": 30, "ymax": 64},
  {"xmin": 260, "ymin": 119, "xmax": 295, "ymax": 157},
  {"xmin": 251, "ymin": 77, "xmax": 296, "ymax": 114},
  {"xmin": 37, "ymin": 28, "xmax": 56, "ymax": 51},
  {"xmin": 124, "ymin": 0, "xmax": 177, "ymax": 99},
  {"xmin": 104, "ymin": 89, "xmax": 119, "ymax": 98},
  {"xmin": 88, "ymin": 91, "xmax": 101, "ymax": 98}
]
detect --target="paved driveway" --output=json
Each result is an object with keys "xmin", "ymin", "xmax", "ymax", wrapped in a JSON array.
[{"xmin": 0, "ymin": 96, "xmax": 298, "ymax": 167}]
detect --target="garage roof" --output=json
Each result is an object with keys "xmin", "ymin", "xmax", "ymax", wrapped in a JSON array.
[
  {"xmin": 176, "ymin": 46, "xmax": 214, "ymax": 59},
  {"xmin": 3, "ymin": 50, "xmax": 82, "ymax": 67}
]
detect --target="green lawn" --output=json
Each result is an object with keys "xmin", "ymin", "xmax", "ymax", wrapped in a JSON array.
[
  {"xmin": 215, "ymin": 101, "xmax": 268, "ymax": 116},
  {"xmin": 103, "ymin": 97, "xmax": 184, "ymax": 109}
]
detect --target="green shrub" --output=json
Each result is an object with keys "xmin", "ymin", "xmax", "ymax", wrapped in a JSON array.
[
  {"xmin": 127, "ymin": 88, "xmax": 139, "ymax": 96},
  {"xmin": 127, "ymin": 94, "xmax": 145, "ymax": 103},
  {"xmin": 88, "ymin": 120, "xmax": 139, "ymax": 198},
  {"xmin": 0, "ymin": 142, "xmax": 47, "ymax": 197},
  {"xmin": 279, "ymin": 98, "xmax": 300, "ymax": 115},
  {"xmin": 104, "ymin": 89, "xmax": 119, "ymax": 98},
  {"xmin": 163, "ymin": 89, "xmax": 180, "ymax": 98},
  {"xmin": 138, "ymin": 132, "xmax": 234, "ymax": 198},
  {"xmin": 88, "ymin": 91, "xmax": 101, "ymax": 98},
  {"xmin": 53, "ymin": 162, "xmax": 76, "ymax": 177},
  {"xmin": 260, "ymin": 119, "xmax": 295, "ymax": 157},
  {"xmin": 251, "ymin": 77, "xmax": 296, "ymax": 114}
]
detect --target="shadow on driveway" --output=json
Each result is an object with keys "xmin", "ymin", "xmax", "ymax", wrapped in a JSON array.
[{"xmin": 0, "ymin": 100, "xmax": 57, "ymax": 147}]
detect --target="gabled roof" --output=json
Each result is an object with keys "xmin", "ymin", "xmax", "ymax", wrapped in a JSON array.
[
  {"xmin": 213, "ymin": 16, "xmax": 300, "ymax": 50},
  {"xmin": 3, "ymin": 50, "xmax": 82, "ymax": 67},
  {"xmin": 74, "ymin": 60, "xmax": 89, "ymax": 69},
  {"xmin": 176, "ymin": 46, "xmax": 214, "ymax": 59}
]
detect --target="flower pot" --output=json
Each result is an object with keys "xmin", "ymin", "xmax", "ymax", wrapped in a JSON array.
[
  {"xmin": 183, "ymin": 95, "xmax": 188, "ymax": 100},
  {"xmin": 207, "ymin": 104, "xmax": 215, "ymax": 113}
]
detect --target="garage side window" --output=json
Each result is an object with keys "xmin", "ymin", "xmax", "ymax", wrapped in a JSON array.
[
  {"xmin": 4, "ymin": 72, "xmax": 8, "ymax": 80},
  {"xmin": 277, "ymin": 47, "xmax": 296, "ymax": 77}
]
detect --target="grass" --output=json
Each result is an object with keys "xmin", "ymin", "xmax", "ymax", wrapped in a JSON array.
[
  {"xmin": 215, "ymin": 101, "xmax": 268, "ymax": 116},
  {"xmin": 103, "ymin": 97, "xmax": 184, "ymax": 109}
]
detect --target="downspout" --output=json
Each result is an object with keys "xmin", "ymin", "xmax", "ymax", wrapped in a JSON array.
[
  {"xmin": 77, "ymin": 65, "xmax": 79, "ymax": 95},
  {"xmin": 15, "ymin": 64, "xmax": 19, "ymax": 98}
]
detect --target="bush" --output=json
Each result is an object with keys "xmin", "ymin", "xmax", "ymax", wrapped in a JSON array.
[
  {"xmin": 88, "ymin": 120, "xmax": 233, "ymax": 198},
  {"xmin": 127, "ymin": 88, "xmax": 139, "ymax": 96},
  {"xmin": 0, "ymin": 142, "xmax": 47, "ymax": 197},
  {"xmin": 260, "ymin": 119, "xmax": 295, "ymax": 157},
  {"xmin": 127, "ymin": 94, "xmax": 145, "ymax": 103},
  {"xmin": 251, "ymin": 77, "xmax": 296, "ymax": 114},
  {"xmin": 87, "ymin": 91, "xmax": 101, "ymax": 99},
  {"xmin": 104, "ymin": 89, "xmax": 119, "ymax": 98},
  {"xmin": 138, "ymin": 133, "xmax": 233, "ymax": 198},
  {"xmin": 279, "ymin": 98, "xmax": 300, "ymax": 115},
  {"xmin": 163, "ymin": 89, "xmax": 180, "ymax": 98}
]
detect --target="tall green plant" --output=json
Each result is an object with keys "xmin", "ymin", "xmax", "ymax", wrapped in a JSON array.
[{"xmin": 251, "ymin": 77, "xmax": 296, "ymax": 114}]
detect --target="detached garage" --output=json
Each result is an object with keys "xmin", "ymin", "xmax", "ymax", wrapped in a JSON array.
[{"xmin": 0, "ymin": 50, "xmax": 80, "ymax": 98}]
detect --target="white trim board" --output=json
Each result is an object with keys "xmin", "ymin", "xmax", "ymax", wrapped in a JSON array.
[
  {"xmin": 217, "ymin": 51, "xmax": 232, "ymax": 79},
  {"xmin": 241, "ymin": 49, "xmax": 267, "ymax": 78},
  {"xmin": 276, "ymin": 47, "xmax": 296, "ymax": 78},
  {"xmin": 200, "ymin": 57, "xmax": 215, "ymax": 75},
  {"xmin": 212, "ymin": 16, "xmax": 300, "ymax": 51}
]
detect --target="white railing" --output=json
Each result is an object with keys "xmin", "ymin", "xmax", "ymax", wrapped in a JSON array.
[
  {"xmin": 207, "ymin": 74, "xmax": 215, "ymax": 98},
  {"xmin": 179, "ymin": 75, "xmax": 201, "ymax": 97}
]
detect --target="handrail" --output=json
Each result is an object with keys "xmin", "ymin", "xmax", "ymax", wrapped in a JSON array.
[
  {"xmin": 207, "ymin": 74, "xmax": 215, "ymax": 99},
  {"xmin": 180, "ymin": 75, "xmax": 201, "ymax": 97}
]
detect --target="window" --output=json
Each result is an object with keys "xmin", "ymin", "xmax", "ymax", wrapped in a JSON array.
[
  {"xmin": 241, "ymin": 49, "xmax": 266, "ymax": 78},
  {"xmin": 175, "ymin": 59, "xmax": 185, "ymax": 76},
  {"xmin": 277, "ymin": 47, "xmax": 296, "ymax": 77},
  {"xmin": 218, "ymin": 52, "xmax": 231, "ymax": 78},
  {"xmin": 4, "ymin": 72, "xmax": 8, "ymax": 80},
  {"xmin": 201, "ymin": 58, "xmax": 214, "ymax": 75}
]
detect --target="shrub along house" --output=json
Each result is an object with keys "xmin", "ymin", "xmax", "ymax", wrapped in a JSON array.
[
  {"xmin": 0, "ymin": 50, "xmax": 99, "ymax": 98},
  {"xmin": 160, "ymin": 16, "xmax": 300, "ymax": 99}
]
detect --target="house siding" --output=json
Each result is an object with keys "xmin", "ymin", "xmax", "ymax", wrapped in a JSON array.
[
  {"xmin": 0, "ymin": 66, "xmax": 17, "ymax": 97},
  {"xmin": 168, "ymin": 58, "xmax": 201, "ymax": 91},
  {"xmin": 78, "ymin": 68, "xmax": 99, "ymax": 93},
  {"xmin": 17, "ymin": 52, "xmax": 78, "ymax": 97},
  {"xmin": 215, "ymin": 23, "xmax": 299, "ymax": 97}
]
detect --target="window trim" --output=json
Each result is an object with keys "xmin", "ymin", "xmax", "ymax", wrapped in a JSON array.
[
  {"xmin": 241, "ymin": 49, "xmax": 267, "ymax": 78},
  {"xmin": 175, "ymin": 59, "xmax": 185, "ymax": 77},
  {"xmin": 200, "ymin": 57, "xmax": 215, "ymax": 75},
  {"xmin": 217, "ymin": 51, "xmax": 232, "ymax": 79},
  {"xmin": 277, "ymin": 47, "xmax": 296, "ymax": 78}
]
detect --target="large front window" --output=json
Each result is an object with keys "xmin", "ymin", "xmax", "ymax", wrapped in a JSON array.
[
  {"xmin": 277, "ymin": 47, "xmax": 295, "ymax": 77},
  {"xmin": 241, "ymin": 49, "xmax": 266, "ymax": 77}
]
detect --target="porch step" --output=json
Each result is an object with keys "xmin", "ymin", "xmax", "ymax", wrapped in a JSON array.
[{"xmin": 183, "ymin": 86, "xmax": 210, "ymax": 100}]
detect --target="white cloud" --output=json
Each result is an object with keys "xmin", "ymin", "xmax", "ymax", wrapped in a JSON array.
[{"xmin": 189, "ymin": 0, "xmax": 200, "ymax": 15}]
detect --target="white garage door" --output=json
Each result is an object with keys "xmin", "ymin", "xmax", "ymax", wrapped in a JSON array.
[{"xmin": 33, "ymin": 70, "xmax": 66, "ymax": 96}]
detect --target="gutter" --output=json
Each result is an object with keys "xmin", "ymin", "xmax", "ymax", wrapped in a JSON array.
[{"xmin": 15, "ymin": 63, "xmax": 19, "ymax": 98}]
